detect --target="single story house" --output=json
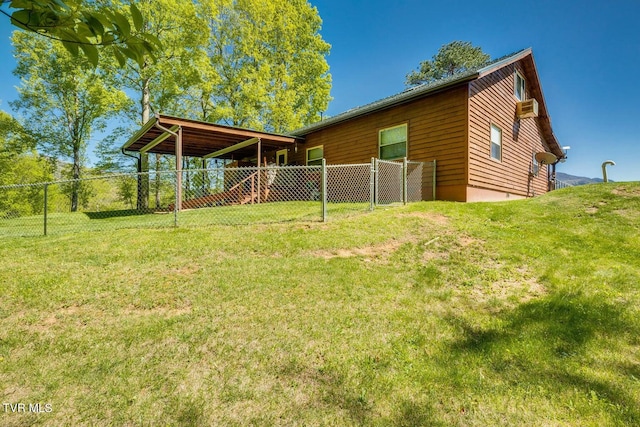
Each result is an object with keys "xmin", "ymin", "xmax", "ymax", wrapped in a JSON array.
[
  {"xmin": 286, "ymin": 48, "xmax": 565, "ymax": 202},
  {"xmin": 123, "ymin": 48, "xmax": 564, "ymax": 203}
]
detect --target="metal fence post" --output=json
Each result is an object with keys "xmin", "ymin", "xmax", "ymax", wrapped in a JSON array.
[
  {"xmin": 369, "ymin": 157, "xmax": 375, "ymax": 211},
  {"xmin": 321, "ymin": 158, "xmax": 328, "ymax": 222},
  {"xmin": 432, "ymin": 159, "xmax": 437, "ymax": 201},
  {"xmin": 174, "ymin": 170, "xmax": 179, "ymax": 227},
  {"xmin": 373, "ymin": 158, "xmax": 379, "ymax": 208},
  {"xmin": 402, "ymin": 157, "xmax": 408, "ymax": 205},
  {"xmin": 43, "ymin": 183, "xmax": 48, "ymax": 236}
]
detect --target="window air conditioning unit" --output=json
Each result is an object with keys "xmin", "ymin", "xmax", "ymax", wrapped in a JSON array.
[{"xmin": 517, "ymin": 98, "xmax": 539, "ymax": 119}]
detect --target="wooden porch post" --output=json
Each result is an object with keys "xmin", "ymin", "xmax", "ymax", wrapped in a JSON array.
[
  {"xmin": 176, "ymin": 126, "xmax": 183, "ymax": 212},
  {"xmin": 257, "ymin": 138, "xmax": 261, "ymax": 204}
]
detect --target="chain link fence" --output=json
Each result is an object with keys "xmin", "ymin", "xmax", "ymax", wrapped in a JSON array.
[
  {"xmin": 176, "ymin": 165, "xmax": 323, "ymax": 227},
  {"xmin": 1, "ymin": 159, "xmax": 435, "ymax": 238}
]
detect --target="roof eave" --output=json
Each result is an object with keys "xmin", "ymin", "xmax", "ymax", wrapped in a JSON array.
[
  {"xmin": 122, "ymin": 117, "xmax": 158, "ymax": 150},
  {"xmin": 476, "ymin": 47, "xmax": 532, "ymax": 78}
]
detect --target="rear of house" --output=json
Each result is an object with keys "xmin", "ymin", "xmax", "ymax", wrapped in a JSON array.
[{"xmin": 289, "ymin": 48, "xmax": 564, "ymax": 202}]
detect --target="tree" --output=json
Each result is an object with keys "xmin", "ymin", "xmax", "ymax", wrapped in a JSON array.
[
  {"xmin": 405, "ymin": 41, "xmax": 490, "ymax": 87},
  {"xmin": 1, "ymin": 0, "xmax": 161, "ymax": 67},
  {"xmin": 101, "ymin": 0, "xmax": 210, "ymax": 209},
  {"xmin": 99, "ymin": 0, "xmax": 331, "ymax": 206},
  {"xmin": 104, "ymin": 0, "xmax": 208, "ymax": 123},
  {"xmin": 202, "ymin": 0, "xmax": 332, "ymax": 132},
  {"xmin": 0, "ymin": 110, "xmax": 52, "ymax": 217},
  {"xmin": 11, "ymin": 31, "xmax": 129, "ymax": 212}
]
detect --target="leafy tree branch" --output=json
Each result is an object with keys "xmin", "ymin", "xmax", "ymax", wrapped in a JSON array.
[{"xmin": 0, "ymin": 0, "xmax": 161, "ymax": 66}]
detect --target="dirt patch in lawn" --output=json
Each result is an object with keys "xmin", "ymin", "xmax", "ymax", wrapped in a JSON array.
[
  {"xmin": 399, "ymin": 211, "xmax": 450, "ymax": 225},
  {"xmin": 313, "ymin": 240, "xmax": 405, "ymax": 260},
  {"xmin": 612, "ymin": 186, "xmax": 640, "ymax": 197}
]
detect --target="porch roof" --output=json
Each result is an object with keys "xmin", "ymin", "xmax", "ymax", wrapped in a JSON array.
[{"xmin": 122, "ymin": 114, "xmax": 299, "ymax": 160}]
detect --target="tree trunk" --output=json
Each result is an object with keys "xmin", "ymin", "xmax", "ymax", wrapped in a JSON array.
[
  {"xmin": 155, "ymin": 153, "xmax": 161, "ymax": 208},
  {"xmin": 137, "ymin": 76, "xmax": 151, "ymax": 210},
  {"xmin": 71, "ymin": 149, "xmax": 81, "ymax": 212}
]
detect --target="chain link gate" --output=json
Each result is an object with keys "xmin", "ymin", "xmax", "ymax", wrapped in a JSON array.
[
  {"xmin": 325, "ymin": 163, "xmax": 374, "ymax": 215},
  {"xmin": 375, "ymin": 159, "xmax": 404, "ymax": 205}
]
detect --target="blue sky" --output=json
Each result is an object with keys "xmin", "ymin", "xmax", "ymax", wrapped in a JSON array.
[{"xmin": 1, "ymin": 0, "xmax": 639, "ymax": 181}]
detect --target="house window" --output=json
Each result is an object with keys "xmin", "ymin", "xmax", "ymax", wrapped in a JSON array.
[
  {"xmin": 306, "ymin": 145, "xmax": 323, "ymax": 166},
  {"xmin": 514, "ymin": 71, "xmax": 526, "ymax": 101},
  {"xmin": 379, "ymin": 124, "xmax": 407, "ymax": 160},
  {"xmin": 276, "ymin": 149, "xmax": 288, "ymax": 166},
  {"xmin": 490, "ymin": 124, "xmax": 502, "ymax": 161}
]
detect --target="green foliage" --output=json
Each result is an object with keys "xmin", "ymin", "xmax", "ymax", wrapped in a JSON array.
[
  {"xmin": 200, "ymin": 0, "xmax": 332, "ymax": 132},
  {"xmin": 94, "ymin": 126, "xmax": 138, "ymax": 173},
  {"xmin": 106, "ymin": 0, "xmax": 331, "ymax": 132},
  {"xmin": 406, "ymin": 41, "xmax": 490, "ymax": 86},
  {"xmin": 98, "ymin": 0, "xmax": 332, "ymax": 184},
  {"xmin": 3, "ymin": 0, "xmax": 162, "ymax": 67},
  {"xmin": 103, "ymin": 0, "xmax": 209, "ymax": 124},
  {"xmin": 115, "ymin": 175, "xmax": 136, "ymax": 208},
  {"xmin": 0, "ymin": 154, "xmax": 52, "ymax": 218},
  {"xmin": 0, "ymin": 110, "xmax": 52, "ymax": 217},
  {"xmin": 11, "ymin": 31, "xmax": 130, "ymax": 211}
]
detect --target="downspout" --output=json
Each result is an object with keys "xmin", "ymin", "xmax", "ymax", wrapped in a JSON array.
[
  {"xmin": 121, "ymin": 148, "xmax": 142, "ymax": 178},
  {"xmin": 153, "ymin": 117, "xmax": 180, "ymax": 140}
]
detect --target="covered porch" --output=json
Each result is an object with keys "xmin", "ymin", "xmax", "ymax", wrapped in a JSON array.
[{"xmin": 122, "ymin": 114, "xmax": 300, "ymax": 210}]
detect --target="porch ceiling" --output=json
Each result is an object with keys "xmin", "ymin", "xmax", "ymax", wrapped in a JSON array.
[{"xmin": 122, "ymin": 114, "xmax": 299, "ymax": 159}]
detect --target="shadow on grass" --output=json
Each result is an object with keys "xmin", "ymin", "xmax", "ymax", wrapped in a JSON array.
[
  {"xmin": 83, "ymin": 209, "xmax": 163, "ymax": 220},
  {"xmin": 276, "ymin": 355, "xmax": 449, "ymax": 426},
  {"xmin": 392, "ymin": 399, "xmax": 449, "ymax": 427},
  {"xmin": 445, "ymin": 291, "xmax": 640, "ymax": 424}
]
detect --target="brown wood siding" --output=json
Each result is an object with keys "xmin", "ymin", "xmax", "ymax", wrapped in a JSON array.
[
  {"xmin": 292, "ymin": 86, "xmax": 469, "ymax": 190},
  {"xmin": 468, "ymin": 62, "xmax": 550, "ymax": 197}
]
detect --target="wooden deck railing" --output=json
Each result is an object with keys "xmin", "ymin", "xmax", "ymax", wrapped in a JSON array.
[{"xmin": 172, "ymin": 170, "xmax": 270, "ymax": 210}]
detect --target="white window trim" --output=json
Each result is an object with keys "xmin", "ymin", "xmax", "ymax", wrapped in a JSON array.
[
  {"xmin": 490, "ymin": 123, "xmax": 502, "ymax": 162},
  {"xmin": 306, "ymin": 145, "xmax": 324, "ymax": 166},
  {"xmin": 378, "ymin": 123, "xmax": 408, "ymax": 160},
  {"xmin": 514, "ymin": 70, "xmax": 526, "ymax": 101}
]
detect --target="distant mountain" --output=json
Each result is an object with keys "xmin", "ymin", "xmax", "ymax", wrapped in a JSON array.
[{"xmin": 556, "ymin": 172, "xmax": 609, "ymax": 186}]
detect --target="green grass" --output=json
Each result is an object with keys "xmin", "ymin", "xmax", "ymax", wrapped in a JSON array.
[
  {"xmin": 0, "ymin": 201, "xmax": 373, "ymax": 237},
  {"xmin": 1, "ymin": 183, "xmax": 639, "ymax": 426}
]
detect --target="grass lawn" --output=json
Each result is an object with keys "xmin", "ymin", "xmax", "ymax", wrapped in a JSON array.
[
  {"xmin": 1, "ymin": 183, "xmax": 639, "ymax": 425},
  {"xmin": 0, "ymin": 201, "xmax": 373, "ymax": 237}
]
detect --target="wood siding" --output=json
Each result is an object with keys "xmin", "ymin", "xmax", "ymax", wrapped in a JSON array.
[
  {"xmin": 292, "ymin": 86, "xmax": 469, "ymax": 199},
  {"xmin": 468, "ymin": 62, "xmax": 550, "ymax": 197},
  {"xmin": 293, "ymin": 55, "xmax": 556, "ymax": 202}
]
